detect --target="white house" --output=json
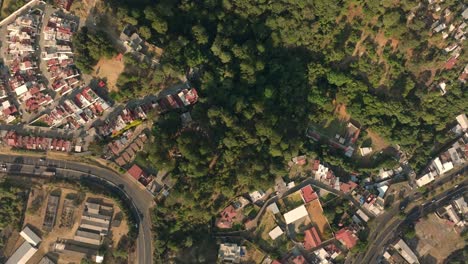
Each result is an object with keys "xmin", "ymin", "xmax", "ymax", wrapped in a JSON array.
[{"xmin": 283, "ymin": 205, "xmax": 309, "ymax": 224}]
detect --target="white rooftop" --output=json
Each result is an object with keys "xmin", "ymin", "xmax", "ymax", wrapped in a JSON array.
[
  {"xmin": 268, "ymin": 226, "xmax": 284, "ymax": 240},
  {"xmin": 283, "ymin": 205, "xmax": 308, "ymax": 224},
  {"xmin": 456, "ymin": 114, "xmax": 468, "ymax": 130},
  {"xmin": 20, "ymin": 226, "xmax": 41, "ymax": 246},
  {"xmin": 6, "ymin": 241, "xmax": 38, "ymax": 264}
]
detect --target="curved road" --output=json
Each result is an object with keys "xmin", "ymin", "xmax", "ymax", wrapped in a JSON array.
[{"xmin": 0, "ymin": 154, "xmax": 153, "ymax": 264}]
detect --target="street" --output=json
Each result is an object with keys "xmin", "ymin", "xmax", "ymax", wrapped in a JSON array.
[{"xmin": 0, "ymin": 153, "xmax": 154, "ymax": 264}]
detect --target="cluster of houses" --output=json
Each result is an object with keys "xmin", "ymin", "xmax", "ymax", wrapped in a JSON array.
[
  {"xmin": 1, "ymin": 11, "xmax": 54, "ymax": 123},
  {"xmin": 427, "ymin": 2, "xmax": 468, "ymax": 94},
  {"xmin": 126, "ymin": 163, "xmax": 174, "ymax": 198},
  {"xmin": 306, "ymin": 121, "xmax": 361, "ymax": 158},
  {"xmin": 112, "ymin": 133, "xmax": 148, "ymax": 166},
  {"xmin": 2, "ymin": 130, "xmax": 78, "ymax": 152},
  {"xmin": 34, "ymin": 86, "xmax": 110, "ymax": 128},
  {"xmin": 42, "ymin": 12, "xmax": 79, "ymax": 95},
  {"xmin": 97, "ymin": 103, "xmax": 154, "ymax": 137},
  {"xmin": 217, "ymin": 184, "xmax": 369, "ymax": 264},
  {"xmin": 157, "ymin": 87, "xmax": 199, "ymax": 113},
  {"xmin": 416, "ymin": 114, "xmax": 468, "ymax": 187}
]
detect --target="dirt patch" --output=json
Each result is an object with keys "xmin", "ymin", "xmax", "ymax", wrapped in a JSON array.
[
  {"xmin": 346, "ymin": 3, "xmax": 363, "ymax": 23},
  {"xmin": 70, "ymin": 0, "xmax": 97, "ymax": 21},
  {"xmin": 366, "ymin": 129, "xmax": 390, "ymax": 152},
  {"xmin": 243, "ymin": 241, "xmax": 266, "ymax": 263},
  {"xmin": 335, "ymin": 103, "xmax": 351, "ymax": 121},
  {"xmin": 412, "ymin": 214, "xmax": 465, "ymax": 263},
  {"xmin": 306, "ymin": 200, "xmax": 332, "ymax": 240},
  {"xmin": 92, "ymin": 56, "xmax": 125, "ymax": 92}
]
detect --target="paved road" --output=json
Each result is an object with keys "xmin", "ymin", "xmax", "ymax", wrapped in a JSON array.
[
  {"xmin": 360, "ymin": 180, "xmax": 467, "ymax": 264},
  {"xmin": 0, "ymin": 154, "xmax": 154, "ymax": 264}
]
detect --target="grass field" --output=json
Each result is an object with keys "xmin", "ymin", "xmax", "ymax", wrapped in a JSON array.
[
  {"xmin": 280, "ymin": 191, "xmax": 304, "ymax": 212},
  {"xmin": 243, "ymin": 241, "xmax": 266, "ymax": 264},
  {"xmin": 257, "ymin": 211, "xmax": 278, "ymax": 241}
]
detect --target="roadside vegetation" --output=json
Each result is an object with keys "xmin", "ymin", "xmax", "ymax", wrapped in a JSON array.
[
  {"xmin": 102, "ymin": 0, "xmax": 467, "ymax": 260},
  {"xmin": 0, "ymin": 180, "xmax": 28, "ymax": 248}
]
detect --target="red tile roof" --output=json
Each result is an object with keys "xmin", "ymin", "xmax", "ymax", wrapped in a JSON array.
[
  {"xmin": 303, "ymin": 226, "xmax": 322, "ymax": 250},
  {"xmin": 335, "ymin": 228, "xmax": 358, "ymax": 249},
  {"xmin": 292, "ymin": 255, "xmax": 307, "ymax": 264},
  {"xmin": 445, "ymin": 57, "xmax": 457, "ymax": 70},
  {"xmin": 340, "ymin": 181, "xmax": 358, "ymax": 193},
  {"xmin": 215, "ymin": 205, "xmax": 238, "ymax": 229},
  {"xmin": 312, "ymin": 160, "xmax": 320, "ymax": 171},
  {"xmin": 301, "ymin": 185, "xmax": 318, "ymax": 203},
  {"xmin": 127, "ymin": 164, "xmax": 145, "ymax": 180}
]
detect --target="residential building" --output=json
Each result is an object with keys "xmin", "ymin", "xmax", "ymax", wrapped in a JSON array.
[
  {"xmin": 456, "ymin": 113, "xmax": 468, "ymax": 131},
  {"xmin": 267, "ymin": 202, "xmax": 280, "ymax": 214},
  {"xmin": 268, "ymin": 226, "xmax": 284, "ymax": 240},
  {"xmin": 218, "ymin": 243, "xmax": 243, "ymax": 263},
  {"xmin": 303, "ymin": 226, "xmax": 322, "ymax": 250},
  {"xmin": 301, "ymin": 185, "xmax": 318, "ymax": 203},
  {"xmin": 216, "ymin": 205, "xmax": 238, "ymax": 229},
  {"xmin": 335, "ymin": 228, "xmax": 358, "ymax": 249},
  {"xmin": 283, "ymin": 205, "xmax": 309, "ymax": 225},
  {"xmin": 249, "ymin": 190, "xmax": 266, "ymax": 203},
  {"xmin": 416, "ymin": 171, "xmax": 437, "ymax": 187}
]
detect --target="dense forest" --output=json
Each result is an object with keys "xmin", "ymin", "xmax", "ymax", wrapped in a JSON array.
[{"xmin": 103, "ymin": 0, "xmax": 467, "ymax": 260}]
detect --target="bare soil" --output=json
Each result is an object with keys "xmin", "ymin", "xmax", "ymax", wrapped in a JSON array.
[
  {"xmin": 366, "ymin": 129, "xmax": 390, "ymax": 152},
  {"xmin": 412, "ymin": 214, "xmax": 465, "ymax": 263},
  {"xmin": 93, "ymin": 56, "xmax": 125, "ymax": 92},
  {"xmin": 306, "ymin": 200, "xmax": 332, "ymax": 240}
]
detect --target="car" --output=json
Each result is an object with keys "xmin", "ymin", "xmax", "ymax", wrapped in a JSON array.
[
  {"xmin": 431, "ymin": 199, "xmax": 436, "ymax": 203},
  {"xmin": 39, "ymin": 157, "xmax": 45, "ymax": 162},
  {"xmin": 454, "ymin": 185, "xmax": 459, "ymax": 188}
]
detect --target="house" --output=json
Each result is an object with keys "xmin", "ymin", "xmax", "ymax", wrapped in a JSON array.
[
  {"xmin": 355, "ymin": 209, "xmax": 370, "ymax": 222},
  {"xmin": 301, "ymin": 185, "xmax": 318, "ymax": 203},
  {"xmin": 127, "ymin": 164, "xmax": 146, "ymax": 181},
  {"xmin": 268, "ymin": 226, "xmax": 284, "ymax": 240},
  {"xmin": 359, "ymin": 147, "xmax": 372, "ymax": 156},
  {"xmin": 6, "ymin": 241, "xmax": 38, "ymax": 264},
  {"xmin": 267, "ymin": 202, "xmax": 280, "ymax": 214},
  {"xmin": 438, "ymin": 82, "xmax": 447, "ymax": 95},
  {"xmin": 283, "ymin": 205, "xmax": 309, "ymax": 225},
  {"xmin": 463, "ymin": 8, "xmax": 468, "ymax": 20},
  {"xmin": 335, "ymin": 228, "xmax": 358, "ymax": 249},
  {"xmin": 249, "ymin": 190, "xmax": 266, "ymax": 203},
  {"xmin": 303, "ymin": 226, "xmax": 322, "ymax": 250},
  {"xmin": 218, "ymin": 243, "xmax": 243, "ymax": 264},
  {"xmin": 393, "ymin": 239, "xmax": 420, "ymax": 264},
  {"xmin": 456, "ymin": 114, "xmax": 468, "ymax": 131},
  {"xmin": 215, "ymin": 205, "xmax": 238, "ymax": 229},
  {"xmin": 340, "ymin": 181, "xmax": 357, "ymax": 193},
  {"xmin": 292, "ymin": 155, "xmax": 307, "ymax": 166},
  {"xmin": 290, "ymin": 255, "xmax": 308, "ymax": 264},
  {"xmin": 377, "ymin": 184, "xmax": 389, "ymax": 198},
  {"xmin": 20, "ymin": 226, "xmax": 41, "ymax": 246}
]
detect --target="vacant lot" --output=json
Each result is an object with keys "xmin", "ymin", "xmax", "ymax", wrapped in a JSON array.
[
  {"xmin": 306, "ymin": 200, "xmax": 333, "ymax": 240},
  {"xmin": 243, "ymin": 241, "xmax": 265, "ymax": 264},
  {"xmin": 281, "ymin": 191, "xmax": 304, "ymax": 212},
  {"xmin": 93, "ymin": 56, "xmax": 125, "ymax": 92},
  {"xmin": 257, "ymin": 211, "xmax": 277, "ymax": 241},
  {"xmin": 412, "ymin": 214, "xmax": 465, "ymax": 263}
]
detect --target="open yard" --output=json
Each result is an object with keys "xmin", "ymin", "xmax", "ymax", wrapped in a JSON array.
[
  {"xmin": 256, "ymin": 211, "xmax": 278, "ymax": 241},
  {"xmin": 306, "ymin": 200, "xmax": 333, "ymax": 240},
  {"xmin": 410, "ymin": 214, "xmax": 465, "ymax": 264},
  {"xmin": 93, "ymin": 56, "xmax": 126, "ymax": 92},
  {"xmin": 280, "ymin": 191, "xmax": 304, "ymax": 212}
]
